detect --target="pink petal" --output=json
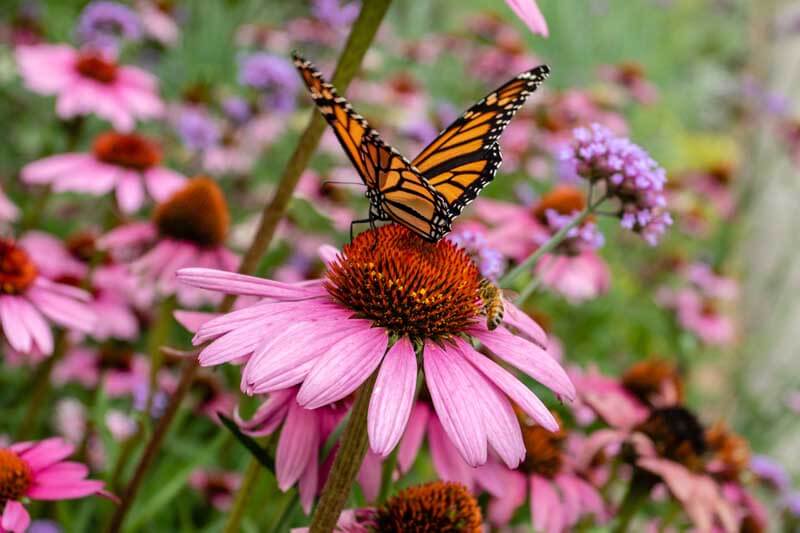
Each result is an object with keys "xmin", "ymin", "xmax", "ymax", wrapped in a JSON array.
[
  {"xmin": 555, "ymin": 473, "xmax": 582, "ymax": 526},
  {"xmin": 428, "ymin": 416, "xmax": 477, "ymax": 491},
  {"xmin": 397, "ymin": 402, "xmax": 430, "ymax": 473},
  {"xmin": 505, "ymin": 0, "xmax": 549, "ymax": 37},
  {"xmin": 34, "ymin": 461, "xmax": 89, "ymax": 484},
  {"xmin": 234, "ymin": 388, "xmax": 295, "ymax": 437},
  {"xmin": 275, "ymin": 401, "xmax": 318, "ymax": 490},
  {"xmin": 0, "ymin": 296, "xmax": 32, "ymax": 353},
  {"xmin": 21, "ymin": 153, "xmax": 93, "ymax": 184},
  {"xmin": 26, "ymin": 286, "xmax": 95, "ymax": 333},
  {"xmin": 298, "ymin": 447, "xmax": 319, "ymax": 515},
  {"xmin": 1, "ymin": 500, "xmax": 30, "ymax": 533},
  {"xmin": 15, "ymin": 298, "xmax": 54, "ymax": 355},
  {"xmin": 368, "ymin": 337, "xmax": 417, "ymax": 456},
  {"xmin": 144, "ymin": 167, "xmax": 186, "ymax": 201},
  {"xmin": 243, "ymin": 318, "xmax": 365, "ymax": 391},
  {"xmin": 469, "ymin": 325, "xmax": 575, "ymax": 401},
  {"xmin": 26, "ymin": 480, "xmax": 104, "ymax": 500},
  {"xmin": 503, "ymin": 300, "xmax": 548, "ymax": 347},
  {"xmin": 177, "ymin": 267, "xmax": 327, "ymax": 300},
  {"xmin": 173, "ymin": 310, "xmax": 217, "ymax": 333},
  {"xmin": 296, "ymin": 326, "xmax": 388, "ymax": 409},
  {"xmin": 423, "ymin": 341, "xmax": 487, "ymax": 466},
  {"xmin": 456, "ymin": 338, "xmax": 558, "ymax": 431},
  {"xmin": 357, "ymin": 451, "xmax": 383, "ymax": 503},
  {"xmin": 115, "ymin": 171, "xmax": 145, "ymax": 213},
  {"xmin": 481, "ymin": 466, "xmax": 527, "ymax": 525},
  {"xmin": 531, "ymin": 474, "xmax": 564, "ymax": 533},
  {"xmin": 19, "ymin": 437, "xmax": 74, "ymax": 471}
]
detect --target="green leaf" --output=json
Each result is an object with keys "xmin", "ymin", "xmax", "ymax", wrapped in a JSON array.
[{"xmin": 218, "ymin": 413, "xmax": 275, "ymax": 472}]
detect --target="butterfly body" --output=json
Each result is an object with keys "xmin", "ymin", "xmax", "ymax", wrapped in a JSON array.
[{"xmin": 293, "ymin": 52, "xmax": 549, "ymax": 242}]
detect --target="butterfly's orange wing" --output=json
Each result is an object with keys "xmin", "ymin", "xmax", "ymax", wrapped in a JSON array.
[
  {"xmin": 293, "ymin": 52, "xmax": 450, "ymax": 241},
  {"xmin": 412, "ymin": 66, "xmax": 550, "ymax": 217}
]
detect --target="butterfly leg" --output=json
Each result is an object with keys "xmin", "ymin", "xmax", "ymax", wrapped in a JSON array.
[{"xmin": 349, "ymin": 218, "xmax": 372, "ymax": 242}]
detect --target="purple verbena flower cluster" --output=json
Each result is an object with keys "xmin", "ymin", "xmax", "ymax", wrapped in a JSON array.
[
  {"xmin": 311, "ymin": 0, "xmax": 360, "ymax": 27},
  {"xmin": 176, "ymin": 108, "xmax": 221, "ymax": 151},
  {"xmin": 560, "ymin": 123, "xmax": 672, "ymax": 245},
  {"xmin": 448, "ymin": 230, "xmax": 505, "ymax": 281},
  {"xmin": 238, "ymin": 53, "xmax": 299, "ymax": 113},
  {"xmin": 76, "ymin": 1, "xmax": 142, "ymax": 54}
]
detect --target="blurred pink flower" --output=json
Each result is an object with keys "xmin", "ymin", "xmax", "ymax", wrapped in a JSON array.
[
  {"xmin": 658, "ymin": 263, "xmax": 738, "ymax": 346},
  {"xmin": 505, "ymin": 0, "xmax": 548, "ymax": 36},
  {"xmin": 178, "ymin": 225, "xmax": 573, "ymax": 469},
  {"xmin": 0, "ymin": 239, "xmax": 95, "ymax": 355},
  {"xmin": 0, "ymin": 188, "xmax": 19, "ymax": 223},
  {"xmin": 598, "ymin": 62, "xmax": 660, "ymax": 105},
  {"xmin": 15, "ymin": 44, "xmax": 163, "ymax": 131},
  {"xmin": 52, "ymin": 345, "xmax": 157, "ymax": 398},
  {"xmin": 188, "ymin": 469, "xmax": 242, "ymax": 511},
  {"xmin": 135, "ymin": 1, "xmax": 179, "ymax": 45},
  {"xmin": 100, "ymin": 178, "xmax": 238, "ymax": 308},
  {"xmin": 475, "ymin": 420, "xmax": 607, "ymax": 531},
  {"xmin": 0, "ymin": 438, "xmax": 105, "ymax": 532},
  {"xmin": 20, "ymin": 231, "xmax": 146, "ymax": 341},
  {"xmin": 22, "ymin": 131, "xmax": 185, "ymax": 214}
]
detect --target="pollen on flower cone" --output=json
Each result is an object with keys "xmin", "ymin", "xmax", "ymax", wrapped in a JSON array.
[
  {"xmin": 325, "ymin": 224, "xmax": 482, "ymax": 339},
  {"xmin": 0, "ymin": 239, "xmax": 38, "ymax": 294},
  {"xmin": 373, "ymin": 481, "xmax": 483, "ymax": 533},
  {"xmin": 153, "ymin": 177, "xmax": 230, "ymax": 247},
  {"xmin": 0, "ymin": 449, "xmax": 33, "ymax": 501}
]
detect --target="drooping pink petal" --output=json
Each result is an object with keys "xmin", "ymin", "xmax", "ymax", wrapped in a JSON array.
[
  {"xmin": 555, "ymin": 473, "xmax": 582, "ymax": 526},
  {"xmin": 1, "ymin": 500, "xmax": 30, "ymax": 533},
  {"xmin": 503, "ymin": 300, "xmax": 548, "ymax": 347},
  {"xmin": 275, "ymin": 402, "xmax": 318, "ymax": 491},
  {"xmin": 0, "ymin": 296, "xmax": 33, "ymax": 353},
  {"xmin": 368, "ymin": 337, "xmax": 418, "ymax": 456},
  {"xmin": 476, "ymin": 462, "xmax": 527, "ymax": 525},
  {"xmin": 397, "ymin": 402, "xmax": 431, "ymax": 473},
  {"xmin": 423, "ymin": 341, "xmax": 487, "ymax": 467},
  {"xmin": 21, "ymin": 153, "xmax": 93, "ymax": 184},
  {"xmin": 456, "ymin": 337, "xmax": 558, "ymax": 431},
  {"xmin": 243, "ymin": 318, "xmax": 366, "ymax": 391},
  {"xmin": 144, "ymin": 167, "xmax": 187, "ymax": 201},
  {"xmin": 26, "ymin": 286, "xmax": 95, "ymax": 333},
  {"xmin": 428, "ymin": 416, "xmax": 477, "ymax": 491},
  {"xmin": 357, "ymin": 451, "xmax": 383, "ymax": 503},
  {"xmin": 234, "ymin": 388, "xmax": 296, "ymax": 437},
  {"xmin": 298, "ymin": 450, "xmax": 319, "ymax": 515},
  {"xmin": 15, "ymin": 298, "xmax": 54, "ymax": 355},
  {"xmin": 505, "ymin": 0, "xmax": 549, "ymax": 37},
  {"xmin": 296, "ymin": 326, "xmax": 388, "ymax": 409},
  {"xmin": 469, "ymin": 325, "xmax": 575, "ymax": 401},
  {"xmin": 115, "ymin": 171, "xmax": 146, "ymax": 213},
  {"xmin": 33, "ymin": 461, "xmax": 89, "ymax": 484},
  {"xmin": 531, "ymin": 474, "xmax": 564, "ymax": 533},
  {"xmin": 177, "ymin": 267, "xmax": 328, "ymax": 300}
]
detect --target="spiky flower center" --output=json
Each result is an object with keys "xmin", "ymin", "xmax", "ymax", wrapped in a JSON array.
[
  {"xmin": 93, "ymin": 132, "xmax": 162, "ymax": 170},
  {"xmin": 75, "ymin": 52, "xmax": 118, "ymax": 83},
  {"xmin": 532, "ymin": 185, "xmax": 587, "ymax": 223},
  {"xmin": 325, "ymin": 225, "xmax": 482, "ymax": 339},
  {"xmin": 621, "ymin": 358, "xmax": 683, "ymax": 408},
  {"xmin": 520, "ymin": 411, "xmax": 566, "ymax": 478},
  {"xmin": 153, "ymin": 178, "xmax": 229, "ymax": 248},
  {"xmin": 706, "ymin": 422, "xmax": 750, "ymax": 481},
  {"xmin": 0, "ymin": 240, "xmax": 38, "ymax": 295},
  {"xmin": 636, "ymin": 406, "xmax": 706, "ymax": 471},
  {"xmin": 0, "ymin": 449, "xmax": 32, "ymax": 503},
  {"xmin": 373, "ymin": 481, "xmax": 482, "ymax": 532}
]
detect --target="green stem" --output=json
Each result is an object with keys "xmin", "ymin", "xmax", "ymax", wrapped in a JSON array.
[
  {"xmin": 16, "ymin": 331, "xmax": 68, "ymax": 440},
  {"xmin": 376, "ymin": 446, "xmax": 399, "ymax": 504},
  {"xmin": 145, "ymin": 297, "xmax": 176, "ymax": 417},
  {"xmin": 268, "ymin": 492, "xmax": 301, "ymax": 533},
  {"xmin": 499, "ymin": 194, "xmax": 606, "ymax": 289},
  {"xmin": 222, "ymin": 457, "xmax": 262, "ymax": 533},
  {"xmin": 611, "ymin": 470, "xmax": 653, "ymax": 533},
  {"xmin": 108, "ymin": 432, "xmax": 141, "ymax": 492},
  {"xmin": 309, "ymin": 372, "xmax": 378, "ymax": 533}
]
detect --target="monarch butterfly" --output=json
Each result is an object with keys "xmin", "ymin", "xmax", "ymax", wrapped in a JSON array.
[{"xmin": 293, "ymin": 52, "xmax": 549, "ymax": 242}]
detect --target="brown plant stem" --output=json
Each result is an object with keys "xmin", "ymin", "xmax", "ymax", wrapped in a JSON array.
[
  {"xmin": 309, "ymin": 372, "xmax": 378, "ymax": 533},
  {"xmin": 106, "ymin": 2, "xmax": 393, "ymax": 530},
  {"xmin": 222, "ymin": 457, "xmax": 262, "ymax": 533},
  {"xmin": 16, "ymin": 331, "xmax": 68, "ymax": 440}
]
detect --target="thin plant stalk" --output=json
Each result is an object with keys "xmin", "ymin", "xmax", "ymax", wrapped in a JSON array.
[
  {"xmin": 309, "ymin": 371, "xmax": 378, "ymax": 533},
  {"xmin": 16, "ymin": 330, "xmax": 68, "ymax": 440},
  {"xmin": 107, "ymin": 1, "xmax": 393, "ymax": 530},
  {"xmin": 222, "ymin": 457, "xmax": 262, "ymax": 533},
  {"xmin": 500, "ymin": 193, "xmax": 606, "ymax": 289}
]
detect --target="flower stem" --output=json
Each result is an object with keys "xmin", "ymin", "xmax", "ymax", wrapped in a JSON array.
[
  {"xmin": 309, "ymin": 371, "xmax": 378, "ymax": 533},
  {"xmin": 377, "ymin": 445, "xmax": 399, "ymax": 504},
  {"xmin": 16, "ymin": 330, "xmax": 68, "ymax": 440},
  {"xmin": 145, "ymin": 296, "xmax": 176, "ymax": 417},
  {"xmin": 499, "ymin": 194, "xmax": 606, "ymax": 289},
  {"xmin": 611, "ymin": 469, "xmax": 653, "ymax": 533},
  {"xmin": 106, "ymin": 3, "xmax": 393, "ymax": 530},
  {"xmin": 222, "ymin": 457, "xmax": 262, "ymax": 533},
  {"xmin": 226, "ymin": 0, "xmax": 393, "ymax": 301},
  {"xmin": 105, "ymin": 357, "xmax": 199, "ymax": 533}
]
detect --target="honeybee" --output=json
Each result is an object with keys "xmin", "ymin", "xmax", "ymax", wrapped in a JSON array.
[{"xmin": 478, "ymin": 278, "xmax": 504, "ymax": 330}]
